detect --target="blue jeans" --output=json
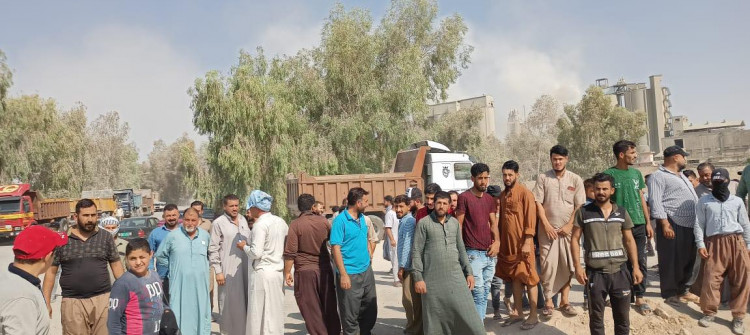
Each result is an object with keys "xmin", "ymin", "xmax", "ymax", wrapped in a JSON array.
[{"xmin": 467, "ymin": 249, "xmax": 496, "ymax": 319}]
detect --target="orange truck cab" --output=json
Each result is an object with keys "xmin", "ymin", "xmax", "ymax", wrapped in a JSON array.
[{"xmin": 0, "ymin": 184, "xmax": 69, "ymax": 238}]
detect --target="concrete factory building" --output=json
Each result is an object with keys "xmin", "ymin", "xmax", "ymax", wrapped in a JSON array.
[
  {"xmin": 428, "ymin": 95, "xmax": 496, "ymax": 138},
  {"xmin": 597, "ymin": 75, "xmax": 673, "ymax": 156},
  {"xmin": 598, "ymin": 74, "xmax": 749, "ymax": 167},
  {"xmin": 663, "ymin": 116, "xmax": 750, "ymax": 166}
]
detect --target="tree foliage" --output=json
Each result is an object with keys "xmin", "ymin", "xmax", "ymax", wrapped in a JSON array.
[
  {"xmin": 141, "ymin": 134, "xmax": 203, "ymax": 204},
  {"xmin": 0, "ymin": 50, "xmax": 11, "ymax": 112},
  {"xmin": 505, "ymin": 95, "xmax": 561, "ymax": 181},
  {"xmin": 190, "ymin": 0, "xmax": 472, "ymax": 217},
  {"xmin": 191, "ymin": 50, "xmax": 339, "ymax": 216},
  {"xmin": 312, "ymin": 0, "xmax": 472, "ymax": 172},
  {"xmin": 419, "ymin": 106, "xmax": 484, "ymax": 153},
  {"xmin": 44, "ymin": 105, "xmax": 88, "ymax": 197},
  {"xmin": 557, "ymin": 86, "xmax": 648, "ymax": 178},
  {"xmin": 0, "ymin": 96, "xmax": 141, "ymax": 197},
  {"xmin": 0, "ymin": 51, "xmax": 141, "ymax": 197},
  {"xmin": 470, "ymin": 136, "xmax": 507, "ymax": 186},
  {"xmin": 0, "ymin": 95, "xmax": 62, "ymax": 190},
  {"xmin": 83, "ymin": 112, "xmax": 141, "ymax": 190}
]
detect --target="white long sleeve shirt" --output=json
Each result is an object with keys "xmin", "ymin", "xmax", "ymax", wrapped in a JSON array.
[
  {"xmin": 243, "ymin": 213, "xmax": 289, "ymax": 272},
  {"xmin": 384, "ymin": 206, "xmax": 399, "ymax": 242}
]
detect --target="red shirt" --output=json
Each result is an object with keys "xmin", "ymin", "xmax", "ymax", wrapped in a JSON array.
[
  {"xmin": 456, "ymin": 190, "xmax": 496, "ymax": 250},
  {"xmin": 415, "ymin": 206, "xmax": 453, "ymax": 224},
  {"xmin": 415, "ymin": 207, "xmax": 429, "ymax": 223}
]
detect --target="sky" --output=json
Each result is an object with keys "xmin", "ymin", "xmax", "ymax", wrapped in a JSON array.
[{"xmin": 2, "ymin": 0, "xmax": 748, "ymax": 159}]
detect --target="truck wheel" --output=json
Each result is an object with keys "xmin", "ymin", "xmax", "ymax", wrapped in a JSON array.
[{"xmin": 367, "ymin": 215, "xmax": 385, "ymax": 242}]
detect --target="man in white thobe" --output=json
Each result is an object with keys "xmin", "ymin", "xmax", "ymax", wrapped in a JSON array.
[
  {"xmin": 237, "ymin": 190, "xmax": 289, "ymax": 335},
  {"xmin": 209, "ymin": 194, "xmax": 252, "ymax": 335}
]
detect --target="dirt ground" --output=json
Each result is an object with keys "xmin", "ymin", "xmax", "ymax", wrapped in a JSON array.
[{"xmin": 11, "ymin": 240, "xmax": 739, "ymax": 335}]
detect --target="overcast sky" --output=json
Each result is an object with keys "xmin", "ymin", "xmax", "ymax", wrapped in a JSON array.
[{"xmin": 2, "ymin": 0, "xmax": 748, "ymax": 159}]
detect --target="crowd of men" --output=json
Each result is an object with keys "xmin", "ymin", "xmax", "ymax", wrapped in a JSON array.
[{"xmin": 1, "ymin": 139, "xmax": 750, "ymax": 335}]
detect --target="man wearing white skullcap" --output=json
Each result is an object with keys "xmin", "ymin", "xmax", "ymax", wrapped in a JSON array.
[
  {"xmin": 236, "ymin": 190, "xmax": 289, "ymax": 335},
  {"xmin": 100, "ymin": 216, "xmax": 128, "ymax": 280}
]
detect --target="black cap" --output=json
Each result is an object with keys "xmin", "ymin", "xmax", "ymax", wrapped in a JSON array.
[
  {"xmin": 487, "ymin": 185, "xmax": 502, "ymax": 197},
  {"xmin": 663, "ymin": 145, "xmax": 689, "ymax": 158},
  {"xmin": 711, "ymin": 168, "xmax": 729, "ymax": 182},
  {"xmin": 406, "ymin": 187, "xmax": 423, "ymax": 201}
]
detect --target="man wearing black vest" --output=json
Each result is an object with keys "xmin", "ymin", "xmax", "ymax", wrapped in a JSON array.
[{"xmin": 571, "ymin": 173, "xmax": 643, "ymax": 335}]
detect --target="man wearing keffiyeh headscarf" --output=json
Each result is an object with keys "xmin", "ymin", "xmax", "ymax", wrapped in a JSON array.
[
  {"xmin": 100, "ymin": 216, "xmax": 128, "ymax": 278},
  {"xmin": 236, "ymin": 190, "xmax": 289, "ymax": 335}
]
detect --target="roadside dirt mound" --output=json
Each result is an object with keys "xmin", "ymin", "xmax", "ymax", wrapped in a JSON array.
[{"xmin": 485, "ymin": 299, "xmax": 735, "ymax": 335}]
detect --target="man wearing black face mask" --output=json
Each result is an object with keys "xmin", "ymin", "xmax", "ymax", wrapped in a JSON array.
[{"xmin": 694, "ymin": 168, "xmax": 750, "ymax": 335}]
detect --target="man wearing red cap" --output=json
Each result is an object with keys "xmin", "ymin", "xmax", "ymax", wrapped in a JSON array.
[{"xmin": 0, "ymin": 225, "xmax": 68, "ymax": 334}]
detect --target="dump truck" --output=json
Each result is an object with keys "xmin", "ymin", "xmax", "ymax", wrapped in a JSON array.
[
  {"xmin": 141, "ymin": 197, "xmax": 154, "ymax": 216},
  {"xmin": 0, "ymin": 184, "xmax": 71, "ymax": 238},
  {"xmin": 286, "ymin": 140, "xmax": 475, "ymax": 217},
  {"xmin": 113, "ymin": 189, "xmax": 136, "ymax": 218},
  {"xmin": 134, "ymin": 189, "xmax": 155, "ymax": 216},
  {"xmin": 65, "ymin": 197, "xmax": 117, "ymax": 217}
]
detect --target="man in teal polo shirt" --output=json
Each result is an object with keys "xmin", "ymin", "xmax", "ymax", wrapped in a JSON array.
[{"xmin": 331, "ymin": 187, "xmax": 378, "ymax": 335}]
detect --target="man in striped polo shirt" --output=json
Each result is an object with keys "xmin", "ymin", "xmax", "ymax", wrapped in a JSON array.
[{"xmin": 647, "ymin": 146, "xmax": 700, "ymax": 305}]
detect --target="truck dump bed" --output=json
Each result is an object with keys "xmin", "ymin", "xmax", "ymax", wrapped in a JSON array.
[
  {"xmin": 287, "ymin": 172, "xmax": 421, "ymax": 215},
  {"xmin": 35, "ymin": 199, "xmax": 70, "ymax": 221},
  {"xmin": 286, "ymin": 146, "xmax": 428, "ymax": 215},
  {"xmin": 65, "ymin": 198, "xmax": 117, "ymax": 215}
]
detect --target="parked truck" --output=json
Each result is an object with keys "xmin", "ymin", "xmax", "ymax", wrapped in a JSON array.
[
  {"xmin": 0, "ymin": 184, "xmax": 71, "ymax": 238},
  {"xmin": 154, "ymin": 201, "xmax": 166, "ymax": 212},
  {"xmin": 80, "ymin": 189, "xmax": 121, "ymax": 216},
  {"xmin": 65, "ymin": 197, "xmax": 117, "ymax": 216},
  {"xmin": 286, "ymin": 141, "xmax": 474, "ymax": 217},
  {"xmin": 113, "ymin": 189, "xmax": 136, "ymax": 218},
  {"xmin": 141, "ymin": 197, "xmax": 154, "ymax": 216},
  {"xmin": 134, "ymin": 189, "xmax": 155, "ymax": 216}
]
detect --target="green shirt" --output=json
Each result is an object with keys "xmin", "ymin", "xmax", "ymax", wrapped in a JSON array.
[
  {"xmin": 604, "ymin": 167, "xmax": 646, "ymax": 225},
  {"xmin": 737, "ymin": 164, "xmax": 750, "ymax": 201}
]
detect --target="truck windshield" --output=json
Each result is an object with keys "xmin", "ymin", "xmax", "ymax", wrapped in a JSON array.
[
  {"xmin": 0, "ymin": 199, "xmax": 21, "ymax": 213},
  {"xmin": 455, "ymin": 163, "xmax": 472, "ymax": 180}
]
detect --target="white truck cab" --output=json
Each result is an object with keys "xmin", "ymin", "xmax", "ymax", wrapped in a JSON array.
[{"xmin": 395, "ymin": 141, "xmax": 475, "ymax": 192}]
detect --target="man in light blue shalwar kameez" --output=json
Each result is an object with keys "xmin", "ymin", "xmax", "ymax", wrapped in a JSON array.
[{"xmin": 156, "ymin": 208, "xmax": 212, "ymax": 335}]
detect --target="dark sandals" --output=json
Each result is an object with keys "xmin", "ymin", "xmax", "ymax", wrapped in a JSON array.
[{"xmin": 635, "ymin": 303, "xmax": 652, "ymax": 316}]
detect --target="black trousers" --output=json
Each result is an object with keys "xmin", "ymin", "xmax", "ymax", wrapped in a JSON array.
[
  {"xmin": 335, "ymin": 267, "xmax": 378, "ymax": 335},
  {"xmin": 587, "ymin": 267, "xmax": 632, "ymax": 335},
  {"xmin": 162, "ymin": 277, "xmax": 170, "ymax": 304},
  {"xmin": 627, "ymin": 224, "xmax": 648, "ymax": 299},
  {"xmin": 656, "ymin": 218, "xmax": 696, "ymax": 298}
]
